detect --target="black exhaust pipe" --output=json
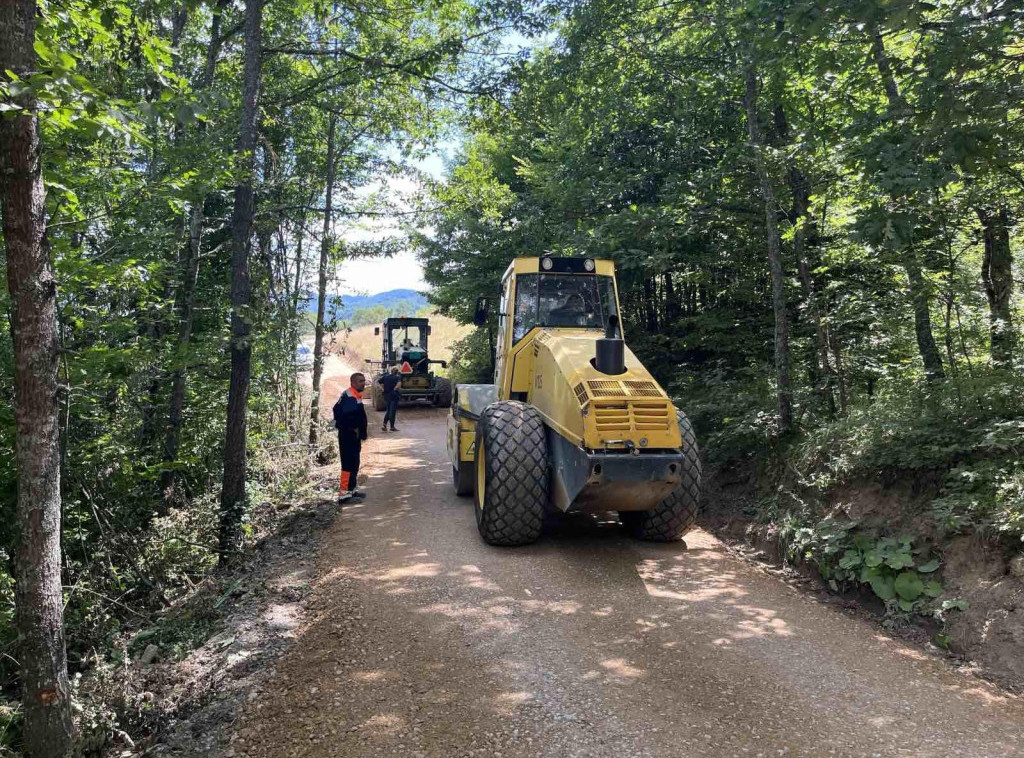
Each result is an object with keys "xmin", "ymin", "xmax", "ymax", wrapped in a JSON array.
[{"xmin": 595, "ymin": 315, "xmax": 625, "ymax": 375}]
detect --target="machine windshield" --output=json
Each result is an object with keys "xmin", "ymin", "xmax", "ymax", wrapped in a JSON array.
[
  {"xmin": 388, "ymin": 324, "xmax": 426, "ymax": 360},
  {"xmin": 513, "ymin": 274, "xmax": 618, "ymax": 342}
]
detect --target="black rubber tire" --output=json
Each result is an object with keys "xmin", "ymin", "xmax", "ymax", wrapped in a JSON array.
[
  {"xmin": 453, "ymin": 463, "xmax": 473, "ymax": 497},
  {"xmin": 621, "ymin": 409, "xmax": 701, "ymax": 542},
  {"xmin": 434, "ymin": 377, "xmax": 453, "ymax": 408},
  {"xmin": 372, "ymin": 377, "xmax": 386, "ymax": 411},
  {"xmin": 474, "ymin": 401, "xmax": 548, "ymax": 546}
]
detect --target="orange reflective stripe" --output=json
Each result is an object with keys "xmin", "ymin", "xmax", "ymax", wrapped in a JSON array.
[{"xmin": 340, "ymin": 471, "xmax": 352, "ymax": 492}]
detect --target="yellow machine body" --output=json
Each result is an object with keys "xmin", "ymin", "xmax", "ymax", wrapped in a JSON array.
[{"xmin": 448, "ymin": 257, "xmax": 686, "ymax": 513}]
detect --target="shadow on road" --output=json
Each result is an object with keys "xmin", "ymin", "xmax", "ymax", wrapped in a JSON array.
[{"xmin": 227, "ymin": 405, "xmax": 1024, "ymax": 758}]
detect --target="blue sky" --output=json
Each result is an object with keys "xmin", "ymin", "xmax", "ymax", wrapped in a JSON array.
[
  {"xmin": 334, "ymin": 29, "xmax": 553, "ymax": 296},
  {"xmin": 334, "ymin": 141, "xmax": 454, "ymax": 295}
]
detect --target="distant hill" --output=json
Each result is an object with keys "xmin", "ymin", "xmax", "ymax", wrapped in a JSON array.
[{"xmin": 300, "ymin": 288, "xmax": 429, "ymax": 327}]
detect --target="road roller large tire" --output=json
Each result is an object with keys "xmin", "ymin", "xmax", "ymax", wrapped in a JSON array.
[
  {"xmin": 434, "ymin": 377, "xmax": 453, "ymax": 408},
  {"xmin": 473, "ymin": 401, "xmax": 548, "ymax": 546},
  {"xmin": 372, "ymin": 378, "xmax": 387, "ymax": 411},
  {"xmin": 621, "ymin": 409, "xmax": 701, "ymax": 542}
]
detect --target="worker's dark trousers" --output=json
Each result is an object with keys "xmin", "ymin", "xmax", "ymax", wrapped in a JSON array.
[
  {"xmin": 338, "ymin": 433, "xmax": 361, "ymax": 493},
  {"xmin": 382, "ymin": 393, "xmax": 399, "ymax": 429}
]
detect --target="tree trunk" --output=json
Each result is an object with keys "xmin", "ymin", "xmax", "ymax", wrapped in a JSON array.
[
  {"xmin": 976, "ymin": 206, "xmax": 1015, "ymax": 367},
  {"xmin": 643, "ymin": 276, "xmax": 658, "ymax": 332},
  {"xmin": 831, "ymin": 330, "xmax": 850, "ymax": 413},
  {"xmin": 774, "ymin": 101, "xmax": 835, "ymax": 415},
  {"xmin": 904, "ymin": 256, "xmax": 946, "ymax": 380},
  {"xmin": 219, "ymin": 0, "xmax": 264, "ymax": 559},
  {"xmin": 162, "ymin": 0, "xmax": 231, "ymax": 508},
  {"xmin": 288, "ymin": 213, "xmax": 307, "ymax": 430},
  {"xmin": 0, "ymin": 1, "xmax": 75, "ymax": 754},
  {"xmin": 744, "ymin": 65, "xmax": 793, "ymax": 434},
  {"xmin": 663, "ymin": 271, "xmax": 678, "ymax": 324},
  {"xmin": 869, "ymin": 24, "xmax": 945, "ymax": 381},
  {"xmin": 309, "ymin": 114, "xmax": 338, "ymax": 446}
]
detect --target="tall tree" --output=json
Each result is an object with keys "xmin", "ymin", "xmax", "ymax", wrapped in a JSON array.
[
  {"xmin": 744, "ymin": 64, "xmax": 793, "ymax": 433},
  {"xmin": 163, "ymin": 0, "xmax": 233, "ymax": 508},
  {"xmin": 0, "ymin": 0, "xmax": 74, "ymax": 754},
  {"xmin": 976, "ymin": 205, "xmax": 1015, "ymax": 366},
  {"xmin": 309, "ymin": 114, "xmax": 338, "ymax": 446},
  {"xmin": 220, "ymin": 0, "xmax": 265, "ymax": 557},
  {"xmin": 868, "ymin": 23, "xmax": 946, "ymax": 380}
]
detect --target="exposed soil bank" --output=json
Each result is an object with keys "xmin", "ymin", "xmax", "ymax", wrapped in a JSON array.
[{"xmin": 702, "ymin": 463, "xmax": 1024, "ymax": 693}]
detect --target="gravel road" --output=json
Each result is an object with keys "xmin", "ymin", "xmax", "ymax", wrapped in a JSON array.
[{"xmin": 227, "ymin": 405, "xmax": 1024, "ymax": 758}]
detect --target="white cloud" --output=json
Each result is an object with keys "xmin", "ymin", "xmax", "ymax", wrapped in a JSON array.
[
  {"xmin": 332, "ymin": 145, "xmax": 452, "ymax": 296},
  {"xmin": 335, "ymin": 250, "xmax": 426, "ymax": 295}
]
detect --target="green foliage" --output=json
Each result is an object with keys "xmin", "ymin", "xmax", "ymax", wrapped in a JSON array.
[
  {"xmin": 448, "ymin": 327, "xmax": 493, "ymax": 385},
  {"xmin": 792, "ymin": 373, "xmax": 1024, "ymax": 541},
  {"xmin": 347, "ymin": 299, "xmax": 423, "ymax": 328},
  {"xmin": 782, "ymin": 518, "xmax": 953, "ymax": 616}
]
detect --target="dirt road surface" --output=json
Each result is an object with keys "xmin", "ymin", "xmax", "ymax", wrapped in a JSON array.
[{"xmin": 226, "ymin": 401, "xmax": 1024, "ymax": 758}]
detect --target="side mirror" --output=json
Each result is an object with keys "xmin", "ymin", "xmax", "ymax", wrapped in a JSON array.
[
  {"xmin": 364, "ymin": 358, "xmax": 371, "ymax": 363},
  {"xmin": 374, "ymin": 327, "xmax": 380, "ymax": 336},
  {"xmin": 427, "ymin": 325, "xmax": 432, "ymax": 335},
  {"xmin": 441, "ymin": 360, "xmax": 448, "ymax": 369},
  {"xmin": 473, "ymin": 297, "xmax": 489, "ymax": 327}
]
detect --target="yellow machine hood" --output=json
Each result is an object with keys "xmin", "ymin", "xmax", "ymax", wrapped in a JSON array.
[{"xmin": 523, "ymin": 329, "xmax": 682, "ymax": 452}]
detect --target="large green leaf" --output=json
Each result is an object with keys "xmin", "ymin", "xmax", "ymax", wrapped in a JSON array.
[
  {"xmin": 884, "ymin": 552, "xmax": 915, "ymax": 570},
  {"xmin": 894, "ymin": 572, "xmax": 924, "ymax": 601},
  {"xmin": 868, "ymin": 573, "xmax": 896, "ymax": 601},
  {"xmin": 838, "ymin": 550, "xmax": 862, "ymax": 569}
]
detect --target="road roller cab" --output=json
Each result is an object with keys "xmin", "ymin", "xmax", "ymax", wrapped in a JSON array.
[{"xmin": 446, "ymin": 256, "xmax": 701, "ymax": 546}]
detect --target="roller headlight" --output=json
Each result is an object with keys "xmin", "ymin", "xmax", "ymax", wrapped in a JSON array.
[
  {"xmin": 541, "ymin": 256, "xmax": 554, "ymax": 271},
  {"xmin": 583, "ymin": 258, "xmax": 595, "ymax": 272}
]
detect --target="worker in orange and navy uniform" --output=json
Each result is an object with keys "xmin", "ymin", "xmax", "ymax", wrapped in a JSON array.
[{"xmin": 333, "ymin": 372, "xmax": 368, "ymax": 502}]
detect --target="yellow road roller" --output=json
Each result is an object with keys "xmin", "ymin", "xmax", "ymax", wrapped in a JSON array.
[{"xmin": 446, "ymin": 256, "xmax": 701, "ymax": 546}]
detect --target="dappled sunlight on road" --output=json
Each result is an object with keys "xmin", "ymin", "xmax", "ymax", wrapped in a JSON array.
[
  {"xmin": 227, "ymin": 406, "xmax": 1024, "ymax": 758},
  {"xmin": 636, "ymin": 551, "xmax": 795, "ymax": 641},
  {"xmin": 599, "ymin": 658, "xmax": 645, "ymax": 679}
]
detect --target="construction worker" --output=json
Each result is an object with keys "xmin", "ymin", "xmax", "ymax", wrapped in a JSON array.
[
  {"xmin": 378, "ymin": 366, "xmax": 402, "ymax": 432},
  {"xmin": 333, "ymin": 372, "xmax": 368, "ymax": 502}
]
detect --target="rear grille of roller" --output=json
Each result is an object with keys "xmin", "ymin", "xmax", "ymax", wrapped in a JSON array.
[
  {"xmin": 631, "ymin": 402, "xmax": 671, "ymax": 430},
  {"xmin": 576, "ymin": 377, "xmax": 672, "ymax": 434},
  {"xmin": 588, "ymin": 380, "xmax": 622, "ymax": 398},
  {"xmin": 594, "ymin": 404, "xmax": 631, "ymax": 431},
  {"xmin": 593, "ymin": 401, "xmax": 671, "ymax": 432},
  {"xmin": 574, "ymin": 382, "xmax": 589, "ymax": 406},
  {"xmin": 624, "ymin": 380, "xmax": 661, "ymax": 398}
]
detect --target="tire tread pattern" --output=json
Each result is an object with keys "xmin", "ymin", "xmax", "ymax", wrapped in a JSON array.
[
  {"xmin": 623, "ymin": 410, "xmax": 701, "ymax": 542},
  {"xmin": 475, "ymin": 401, "xmax": 548, "ymax": 546},
  {"xmin": 434, "ymin": 377, "xmax": 453, "ymax": 408},
  {"xmin": 371, "ymin": 376, "xmax": 387, "ymax": 411}
]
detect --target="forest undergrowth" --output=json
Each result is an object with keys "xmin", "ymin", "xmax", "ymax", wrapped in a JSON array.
[{"xmin": 0, "ymin": 425, "xmax": 330, "ymax": 755}]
